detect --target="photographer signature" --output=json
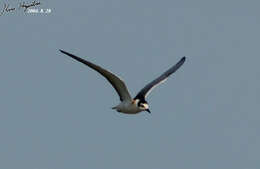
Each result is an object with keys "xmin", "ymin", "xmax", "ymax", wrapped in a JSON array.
[{"xmin": 0, "ymin": 1, "xmax": 41, "ymax": 16}]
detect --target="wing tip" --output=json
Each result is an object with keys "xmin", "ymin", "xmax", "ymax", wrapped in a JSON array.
[
  {"xmin": 59, "ymin": 49, "xmax": 67, "ymax": 54},
  {"xmin": 181, "ymin": 56, "xmax": 186, "ymax": 62},
  {"xmin": 59, "ymin": 49, "xmax": 76, "ymax": 59}
]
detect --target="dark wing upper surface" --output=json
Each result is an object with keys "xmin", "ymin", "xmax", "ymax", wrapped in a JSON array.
[
  {"xmin": 134, "ymin": 57, "xmax": 186, "ymax": 101},
  {"xmin": 59, "ymin": 50, "xmax": 132, "ymax": 101}
]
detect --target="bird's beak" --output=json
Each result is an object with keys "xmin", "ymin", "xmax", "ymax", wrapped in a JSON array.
[{"xmin": 146, "ymin": 109, "xmax": 151, "ymax": 113}]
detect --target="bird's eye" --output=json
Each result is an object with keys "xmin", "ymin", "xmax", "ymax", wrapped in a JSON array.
[{"xmin": 140, "ymin": 104, "xmax": 145, "ymax": 109}]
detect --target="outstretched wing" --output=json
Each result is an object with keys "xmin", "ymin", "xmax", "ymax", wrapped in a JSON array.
[
  {"xmin": 134, "ymin": 57, "xmax": 185, "ymax": 101},
  {"xmin": 60, "ymin": 50, "xmax": 132, "ymax": 101}
]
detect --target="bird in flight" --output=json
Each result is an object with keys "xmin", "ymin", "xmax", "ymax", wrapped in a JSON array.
[{"xmin": 59, "ymin": 50, "xmax": 186, "ymax": 114}]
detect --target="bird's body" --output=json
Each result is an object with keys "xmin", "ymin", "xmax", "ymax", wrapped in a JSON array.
[
  {"xmin": 112, "ymin": 100, "xmax": 142, "ymax": 114},
  {"xmin": 59, "ymin": 49, "xmax": 185, "ymax": 114}
]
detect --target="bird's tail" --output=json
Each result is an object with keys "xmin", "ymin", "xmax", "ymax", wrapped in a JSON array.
[{"xmin": 112, "ymin": 106, "xmax": 117, "ymax": 109}]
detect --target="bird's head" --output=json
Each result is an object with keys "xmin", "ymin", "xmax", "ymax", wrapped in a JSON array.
[{"xmin": 132, "ymin": 99, "xmax": 151, "ymax": 113}]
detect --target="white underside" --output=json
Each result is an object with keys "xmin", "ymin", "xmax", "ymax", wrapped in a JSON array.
[{"xmin": 112, "ymin": 101, "xmax": 143, "ymax": 114}]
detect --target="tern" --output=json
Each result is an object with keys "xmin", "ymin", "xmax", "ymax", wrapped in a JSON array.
[{"xmin": 59, "ymin": 50, "xmax": 185, "ymax": 114}]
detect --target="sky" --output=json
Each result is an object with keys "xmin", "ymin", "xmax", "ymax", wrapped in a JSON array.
[{"xmin": 0, "ymin": 0, "xmax": 259, "ymax": 169}]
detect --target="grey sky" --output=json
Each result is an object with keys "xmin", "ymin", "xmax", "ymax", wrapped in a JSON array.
[{"xmin": 0, "ymin": 0, "xmax": 259, "ymax": 169}]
